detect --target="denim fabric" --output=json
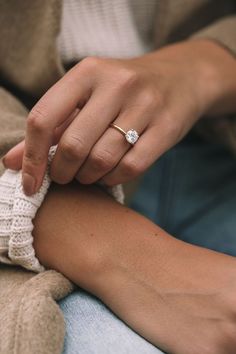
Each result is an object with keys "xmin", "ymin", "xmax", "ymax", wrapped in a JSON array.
[
  {"xmin": 132, "ymin": 134, "xmax": 236, "ymax": 256},
  {"xmin": 60, "ymin": 134, "xmax": 236, "ymax": 353},
  {"xmin": 60, "ymin": 290, "xmax": 161, "ymax": 354}
]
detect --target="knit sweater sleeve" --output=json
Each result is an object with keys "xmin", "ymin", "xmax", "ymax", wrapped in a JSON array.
[
  {"xmin": 190, "ymin": 13, "xmax": 236, "ymax": 154},
  {"xmin": 0, "ymin": 146, "xmax": 124, "ymax": 273},
  {"xmin": 191, "ymin": 15, "xmax": 236, "ymax": 57}
]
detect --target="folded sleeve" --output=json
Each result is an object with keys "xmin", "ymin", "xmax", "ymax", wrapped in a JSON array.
[
  {"xmin": 191, "ymin": 15, "xmax": 236, "ymax": 56},
  {"xmin": 0, "ymin": 146, "xmax": 125, "ymax": 273},
  {"xmin": 190, "ymin": 12, "xmax": 236, "ymax": 152}
]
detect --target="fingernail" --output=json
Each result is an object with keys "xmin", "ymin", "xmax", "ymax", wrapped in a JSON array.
[
  {"xmin": 1, "ymin": 155, "xmax": 6, "ymax": 167},
  {"xmin": 22, "ymin": 173, "xmax": 36, "ymax": 196}
]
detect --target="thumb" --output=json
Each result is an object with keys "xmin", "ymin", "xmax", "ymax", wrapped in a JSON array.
[{"xmin": 2, "ymin": 140, "xmax": 25, "ymax": 170}]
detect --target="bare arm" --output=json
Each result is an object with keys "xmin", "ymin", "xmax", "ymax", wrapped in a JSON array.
[{"xmin": 33, "ymin": 181, "xmax": 236, "ymax": 354}]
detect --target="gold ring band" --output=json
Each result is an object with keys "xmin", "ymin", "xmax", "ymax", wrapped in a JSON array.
[
  {"xmin": 109, "ymin": 124, "xmax": 127, "ymax": 136},
  {"xmin": 109, "ymin": 123, "xmax": 140, "ymax": 145}
]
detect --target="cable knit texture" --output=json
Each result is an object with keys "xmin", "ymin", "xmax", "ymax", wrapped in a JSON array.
[
  {"xmin": 0, "ymin": 146, "xmax": 124, "ymax": 273},
  {"xmin": 57, "ymin": 0, "xmax": 157, "ymax": 61}
]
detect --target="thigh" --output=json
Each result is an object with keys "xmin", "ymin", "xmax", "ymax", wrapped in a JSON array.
[
  {"xmin": 130, "ymin": 133, "xmax": 236, "ymax": 256},
  {"xmin": 59, "ymin": 290, "xmax": 163, "ymax": 354}
]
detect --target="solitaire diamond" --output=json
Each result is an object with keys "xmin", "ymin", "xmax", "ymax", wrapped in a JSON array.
[{"xmin": 125, "ymin": 129, "xmax": 139, "ymax": 145}]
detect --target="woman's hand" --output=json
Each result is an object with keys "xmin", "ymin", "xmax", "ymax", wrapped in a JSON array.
[{"xmin": 3, "ymin": 39, "xmax": 236, "ymax": 195}]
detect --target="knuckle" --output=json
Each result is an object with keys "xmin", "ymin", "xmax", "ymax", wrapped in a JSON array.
[
  {"xmin": 155, "ymin": 91, "xmax": 165, "ymax": 109},
  {"xmin": 79, "ymin": 56, "xmax": 101, "ymax": 73},
  {"xmin": 27, "ymin": 105, "xmax": 48, "ymax": 132},
  {"xmin": 24, "ymin": 148, "xmax": 45, "ymax": 167},
  {"xmin": 163, "ymin": 110, "xmax": 182, "ymax": 142},
  {"xmin": 140, "ymin": 88, "xmax": 159, "ymax": 110},
  {"xmin": 90, "ymin": 149, "xmax": 115, "ymax": 171},
  {"xmin": 121, "ymin": 158, "xmax": 143, "ymax": 178},
  {"xmin": 60, "ymin": 135, "xmax": 87, "ymax": 161},
  {"xmin": 117, "ymin": 68, "xmax": 138, "ymax": 90}
]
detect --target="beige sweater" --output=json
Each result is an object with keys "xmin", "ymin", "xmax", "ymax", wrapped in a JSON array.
[{"xmin": 0, "ymin": 1, "xmax": 235, "ymax": 353}]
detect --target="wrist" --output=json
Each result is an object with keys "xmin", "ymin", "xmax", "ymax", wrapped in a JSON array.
[
  {"xmin": 185, "ymin": 39, "xmax": 236, "ymax": 116},
  {"xmin": 166, "ymin": 39, "xmax": 236, "ymax": 116},
  {"xmin": 139, "ymin": 39, "xmax": 236, "ymax": 117}
]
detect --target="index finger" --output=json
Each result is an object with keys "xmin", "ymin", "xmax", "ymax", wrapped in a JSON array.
[{"xmin": 22, "ymin": 64, "xmax": 91, "ymax": 195}]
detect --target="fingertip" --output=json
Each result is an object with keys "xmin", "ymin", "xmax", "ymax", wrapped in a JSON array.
[
  {"xmin": 1, "ymin": 155, "xmax": 7, "ymax": 168},
  {"xmin": 22, "ymin": 172, "xmax": 37, "ymax": 196},
  {"xmin": 2, "ymin": 153, "xmax": 22, "ymax": 170},
  {"xmin": 2, "ymin": 154, "xmax": 12, "ymax": 169}
]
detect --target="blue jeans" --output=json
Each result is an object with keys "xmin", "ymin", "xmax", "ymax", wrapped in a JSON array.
[{"xmin": 59, "ymin": 134, "xmax": 236, "ymax": 353}]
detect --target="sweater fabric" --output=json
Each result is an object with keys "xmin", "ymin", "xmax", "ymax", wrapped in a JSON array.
[
  {"xmin": 0, "ymin": 146, "xmax": 124, "ymax": 273},
  {"xmin": 57, "ymin": 0, "xmax": 158, "ymax": 61}
]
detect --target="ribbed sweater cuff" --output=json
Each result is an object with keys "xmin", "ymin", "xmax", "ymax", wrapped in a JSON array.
[{"xmin": 0, "ymin": 146, "xmax": 124, "ymax": 272}]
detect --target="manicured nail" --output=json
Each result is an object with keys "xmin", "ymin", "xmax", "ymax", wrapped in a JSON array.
[
  {"xmin": 1, "ymin": 155, "xmax": 6, "ymax": 167},
  {"xmin": 22, "ymin": 173, "xmax": 36, "ymax": 196}
]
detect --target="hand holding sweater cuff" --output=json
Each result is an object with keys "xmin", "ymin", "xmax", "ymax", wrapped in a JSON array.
[{"xmin": 0, "ymin": 146, "xmax": 124, "ymax": 273}]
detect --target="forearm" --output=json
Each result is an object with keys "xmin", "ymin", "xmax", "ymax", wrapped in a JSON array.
[
  {"xmin": 33, "ymin": 180, "xmax": 234, "ymax": 283},
  {"xmin": 33, "ymin": 180, "xmax": 167, "ymax": 292},
  {"xmin": 33, "ymin": 181, "xmax": 236, "ymax": 352}
]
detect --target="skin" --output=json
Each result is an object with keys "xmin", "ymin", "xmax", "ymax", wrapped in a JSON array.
[
  {"xmin": 33, "ymin": 181, "xmax": 236, "ymax": 354},
  {"xmin": 3, "ymin": 39, "xmax": 236, "ymax": 193},
  {"xmin": 2, "ymin": 38, "xmax": 236, "ymax": 353}
]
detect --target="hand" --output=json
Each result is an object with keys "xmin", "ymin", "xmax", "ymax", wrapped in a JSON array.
[{"xmin": 3, "ymin": 39, "xmax": 236, "ymax": 195}]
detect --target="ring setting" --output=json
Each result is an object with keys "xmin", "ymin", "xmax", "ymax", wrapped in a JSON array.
[
  {"xmin": 110, "ymin": 124, "xmax": 139, "ymax": 145},
  {"xmin": 125, "ymin": 129, "xmax": 139, "ymax": 145}
]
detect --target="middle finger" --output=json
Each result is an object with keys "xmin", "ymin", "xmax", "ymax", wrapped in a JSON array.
[{"xmin": 50, "ymin": 89, "xmax": 122, "ymax": 184}]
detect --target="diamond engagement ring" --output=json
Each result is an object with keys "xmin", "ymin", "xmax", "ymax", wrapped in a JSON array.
[{"xmin": 109, "ymin": 124, "xmax": 139, "ymax": 145}]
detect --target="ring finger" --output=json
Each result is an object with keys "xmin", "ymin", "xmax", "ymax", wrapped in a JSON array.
[{"xmin": 76, "ymin": 105, "xmax": 151, "ymax": 184}]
